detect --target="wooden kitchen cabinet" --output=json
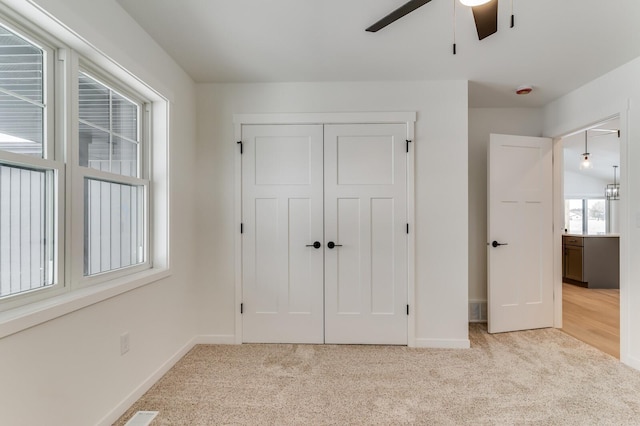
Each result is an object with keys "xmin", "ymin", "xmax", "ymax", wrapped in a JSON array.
[
  {"xmin": 562, "ymin": 235, "xmax": 619, "ymax": 289},
  {"xmin": 563, "ymin": 237, "xmax": 583, "ymax": 282}
]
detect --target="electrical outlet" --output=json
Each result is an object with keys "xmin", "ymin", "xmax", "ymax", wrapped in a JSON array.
[{"xmin": 120, "ymin": 332, "xmax": 130, "ymax": 355}]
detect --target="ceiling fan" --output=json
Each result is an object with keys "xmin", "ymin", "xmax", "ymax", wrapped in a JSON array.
[{"xmin": 366, "ymin": 0, "xmax": 505, "ymax": 41}]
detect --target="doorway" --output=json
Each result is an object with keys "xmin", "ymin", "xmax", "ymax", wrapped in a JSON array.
[
  {"xmin": 559, "ymin": 117, "xmax": 621, "ymax": 358},
  {"xmin": 239, "ymin": 121, "xmax": 411, "ymax": 345}
]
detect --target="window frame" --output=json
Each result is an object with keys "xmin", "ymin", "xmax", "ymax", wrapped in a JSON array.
[
  {"xmin": 69, "ymin": 61, "xmax": 152, "ymax": 288},
  {"xmin": 0, "ymin": 16, "xmax": 66, "ymax": 311}
]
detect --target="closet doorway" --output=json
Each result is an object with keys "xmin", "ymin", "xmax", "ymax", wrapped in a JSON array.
[{"xmin": 238, "ymin": 118, "xmax": 413, "ymax": 345}]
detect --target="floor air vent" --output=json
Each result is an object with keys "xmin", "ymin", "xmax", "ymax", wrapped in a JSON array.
[
  {"xmin": 469, "ymin": 300, "xmax": 487, "ymax": 322},
  {"xmin": 124, "ymin": 411, "xmax": 159, "ymax": 426}
]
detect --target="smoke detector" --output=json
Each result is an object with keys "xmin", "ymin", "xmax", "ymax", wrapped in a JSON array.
[{"xmin": 516, "ymin": 85, "xmax": 533, "ymax": 95}]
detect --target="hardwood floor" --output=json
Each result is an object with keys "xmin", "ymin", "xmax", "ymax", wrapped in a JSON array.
[{"xmin": 562, "ymin": 282, "xmax": 620, "ymax": 358}]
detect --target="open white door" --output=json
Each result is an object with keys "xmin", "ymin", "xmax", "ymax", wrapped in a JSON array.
[{"xmin": 488, "ymin": 134, "xmax": 554, "ymax": 334}]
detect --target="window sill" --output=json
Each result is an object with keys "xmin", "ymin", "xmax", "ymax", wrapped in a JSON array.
[{"xmin": 0, "ymin": 268, "xmax": 171, "ymax": 339}]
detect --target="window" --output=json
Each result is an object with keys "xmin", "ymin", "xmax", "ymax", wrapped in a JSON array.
[
  {"xmin": 564, "ymin": 198, "xmax": 607, "ymax": 235},
  {"xmin": 0, "ymin": 22, "xmax": 57, "ymax": 300},
  {"xmin": 77, "ymin": 72, "xmax": 148, "ymax": 277},
  {"xmin": 0, "ymin": 9, "xmax": 166, "ymax": 318},
  {"xmin": 79, "ymin": 72, "xmax": 139, "ymax": 176},
  {"xmin": 0, "ymin": 25, "xmax": 45, "ymax": 157},
  {"xmin": 0, "ymin": 164, "xmax": 55, "ymax": 297}
]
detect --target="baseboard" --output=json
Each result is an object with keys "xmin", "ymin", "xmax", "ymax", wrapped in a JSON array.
[
  {"xmin": 414, "ymin": 338, "xmax": 471, "ymax": 349},
  {"xmin": 96, "ymin": 336, "xmax": 198, "ymax": 426},
  {"xmin": 98, "ymin": 331, "xmax": 471, "ymax": 424},
  {"xmin": 97, "ymin": 334, "xmax": 237, "ymax": 424},
  {"xmin": 194, "ymin": 334, "xmax": 236, "ymax": 344},
  {"xmin": 622, "ymin": 353, "xmax": 640, "ymax": 371}
]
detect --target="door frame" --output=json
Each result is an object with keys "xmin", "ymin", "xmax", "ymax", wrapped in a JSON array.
[
  {"xmin": 551, "ymin": 103, "xmax": 629, "ymax": 364},
  {"xmin": 233, "ymin": 112, "xmax": 417, "ymax": 345}
]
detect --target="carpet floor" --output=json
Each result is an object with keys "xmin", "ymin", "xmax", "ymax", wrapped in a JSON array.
[{"xmin": 114, "ymin": 324, "xmax": 640, "ymax": 425}]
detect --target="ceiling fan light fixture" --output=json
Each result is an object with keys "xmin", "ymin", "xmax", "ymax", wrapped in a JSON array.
[{"xmin": 460, "ymin": 0, "xmax": 492, "ymax": 6}]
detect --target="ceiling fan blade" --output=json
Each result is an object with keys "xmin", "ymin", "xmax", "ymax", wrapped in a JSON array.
[
  {"xmin": 471, "ymin": 0, "xmax": 498, "ymax": 40},
  {"xmin": 366, "ymin": 0, "xmax": 433, "ymax": 32}
]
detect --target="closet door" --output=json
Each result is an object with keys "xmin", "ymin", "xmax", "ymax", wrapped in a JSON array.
[
  {"xmin": 241, "ymin": 124, "xmax": 324, "ymax": 343},
  {"xmin": 324, "ymin": 124, "xmax": 408, "ymax": 344}
]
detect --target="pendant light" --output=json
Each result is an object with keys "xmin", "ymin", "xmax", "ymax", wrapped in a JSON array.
[
  {"xmin": 460, "ymin": 0, "xmax": 491, "ymax": 5},
  {"xmin": 579, "ymin": 130, "xmax": 592, "ymax": 170},
  {"xmin": 605, "ymin": 165, "xmax": 620, "ymax": 200}
]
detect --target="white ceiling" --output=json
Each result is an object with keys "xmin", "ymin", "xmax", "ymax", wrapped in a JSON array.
[
  {"xmin": 116, "ymin": 0, "xmax": 640, "ymax": 107},
  {"xmin": 563, "ymin": 118, "xmax": 620, "ymax": 183}
]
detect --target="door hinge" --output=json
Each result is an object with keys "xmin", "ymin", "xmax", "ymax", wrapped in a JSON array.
[
  {"xmin": 407, "ymin": 304, "xmax": 409, "ymax": 315},
  {"xmin": 618, "ymin": 130, "xmax": 621, "ymax": 138},
  {"xmin": 240, "ymin": 223, "xmax": 244, "ymax": 234},
  {"xmin": 406, "ymin": 139, "xmax": 412, "ymax": 153},
  {"xmin": 240, "ymin": 303, "xmax": 244, "ymax": 314},
  {"xmin": 406, "ymin": 223, "xmax": 409, "ymax": 234},
  {"xmin": 237, "ymin": 140, "xmax": 243, "ymax": 154}
]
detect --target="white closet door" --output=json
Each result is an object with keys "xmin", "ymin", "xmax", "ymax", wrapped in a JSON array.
[
  {"xmin": 324, "ymin": 124, "xmax": 408, "ymax": 344},
  {"xmin": 241, "ymin": 124, "xmax": 324, "ymax": 343}
]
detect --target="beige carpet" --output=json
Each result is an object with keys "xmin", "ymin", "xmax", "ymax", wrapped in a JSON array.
[{"xmin": 115, "ymin": 324, "xmax": 640, "ymax": 425}]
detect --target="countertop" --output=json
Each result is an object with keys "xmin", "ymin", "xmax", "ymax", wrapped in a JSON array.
[{"xmin": 564, "ymin": 234, "xmax": 619, "ymax": 238}]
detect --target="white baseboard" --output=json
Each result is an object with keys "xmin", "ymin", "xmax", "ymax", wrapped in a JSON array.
[
  {"xmin": 621, "ymin": 353, "xmax": 640, "ymax": 371},
  {"xmin": 96, "ymin": 336, "xmax": 198, "ymax": 426},
  {"xmin": 97, "ymin": 334, "xmax": 237, "ymax": 425},
  {"xmin": 414, "ymin": 338, "xmax": 471, "ymax": 349},
  {"xmin": 99, "ymin": 332, "xmax": 474, "ymax": 425},
  {"xmin": 194, "ymin": 334, "xmax": 236, "ymax": 344}
]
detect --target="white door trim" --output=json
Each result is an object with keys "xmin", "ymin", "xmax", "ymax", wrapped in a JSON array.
[
  {"xmin": 550, "ymin": 102, "xmax": 630, "ymax": 366},
  {"xmin": 552, "ymin": 136, "xmax": 564, "ymax": 329},
  {"xmin": 233, "ymin": 112, "xmax": 416, "ymax": 346}
]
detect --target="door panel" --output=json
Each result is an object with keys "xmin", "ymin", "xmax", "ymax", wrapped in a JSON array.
[
  {"xmin": 254, "ymin": 197, "xmax": 279, "ymax": 313},
  {"xmin": 337, "ymin": 136, "xmax": 394, "ymax": 185},
  {"xmin": 242, "ymin": 124, "xmax": 324, "ymax": 343},
  {"xmin": 371, "ymin": 197, "xmax": 395, "ymax": 314},
  {"xmin": 255, "ymin": 135, "xmax": 312, "ymax": 185},
  {"xmin": 324, "ymin": 124, "xmax": 408, "ymax": 344},
  {"xmin": 288, "ymin": 198, "xmax": 315, "ymax": 313},
  {"xmin": 336, "ymin": 198, "xmax": 361, "ymax": 314},
  {"xmin": 488, "ymin": 134, "xmax": 553, "ymax": 334}
]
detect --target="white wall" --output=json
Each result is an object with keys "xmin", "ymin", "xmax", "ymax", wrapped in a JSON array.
[
  {"xmin": 0, "ymin": 1, "xmax": 198, "ymax": 425},
  {"xmin": 195, "ymin": 81, "xmax": 470, "ymax": 347},
  {"xmin": 468, "ymin": 108, "xmax": 544, "ymax": 302},
  {"xmin": 563, "ymin": 170, "xmax": 609, "ymax": 199},
  {"xmin": 544, "ymin": 56, "xmax": 640, "ymax": 369}
]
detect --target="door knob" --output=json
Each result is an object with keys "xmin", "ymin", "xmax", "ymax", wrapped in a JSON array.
[
  {"xmin": 306, "ymin": 241, "xmax": 321, "ymax": 249},
  {"xmin": 327, "ymin": 241, "xmax": 343, "ymax": 249},
  {"xmin": 491, "ymin": 241, "xmax": 508, "ymax": 248}
]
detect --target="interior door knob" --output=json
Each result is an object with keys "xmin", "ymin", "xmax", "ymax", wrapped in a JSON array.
[
  {"xmin": 306, "ymin": 241, "xmax": 321, "ymax": 249},
  {"xmin": 491, "ymin": 241, "xmax": 508, "ymax": 248},
  {"xmin": 327, "ymin": 241, "xmax": 343, "ymax": 249}
]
